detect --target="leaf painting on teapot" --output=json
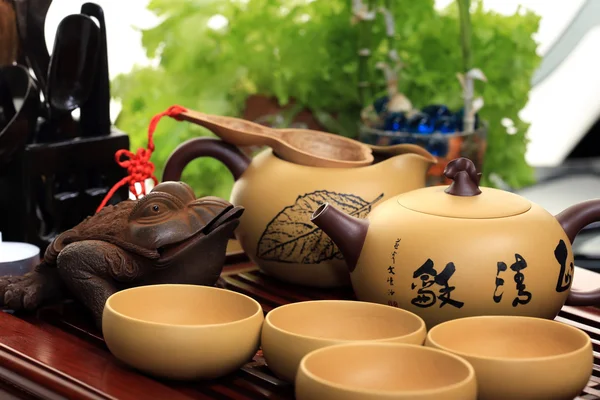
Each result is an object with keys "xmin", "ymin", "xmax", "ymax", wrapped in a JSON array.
[
  {"xmin": 554, "ymin": 239, "xmax": 574, "ymax": 293},
  {"xmin": 257, "ymin": 190, "xmax": 384, "ymax": 264},
  {"xmin": 492, "ymin": 254, "xmax": 532, "ymax": 306}
]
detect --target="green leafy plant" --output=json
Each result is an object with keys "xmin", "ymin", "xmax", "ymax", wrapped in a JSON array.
[{"xmin": 112, "ymin": 0, "xmax": 541, "ymax": 197}]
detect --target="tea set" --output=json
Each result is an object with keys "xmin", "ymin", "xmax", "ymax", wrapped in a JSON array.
[
  {"xmin": 163, "ymin": 127, "xmax": 436, "ymax": 288},
  {"xmin": 2, "ymin": 108, "xmax": 599, "ymax": 399}
]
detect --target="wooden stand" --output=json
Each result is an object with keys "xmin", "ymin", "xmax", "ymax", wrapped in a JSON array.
[
  {"xmin": 0, "ymin": 259, "xmax": 597, "ymax": 399},
  {"xmin": 0, "ymin": 128, "xmax": 129, "ymax": 254}
]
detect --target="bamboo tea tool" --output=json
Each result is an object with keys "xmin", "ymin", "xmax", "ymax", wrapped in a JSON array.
[{"xmin": 177, "ymin": 108, "xmax": 374, "ymax": 168}]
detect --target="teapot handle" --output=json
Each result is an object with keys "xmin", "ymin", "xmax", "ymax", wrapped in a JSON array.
[
  {"xmin": 555, "ymin": 199, "xmax": 600, "ymax": 306},
  {"xmin": 163, "ymin": 137, "xmax": 251, "ymax": 182}
]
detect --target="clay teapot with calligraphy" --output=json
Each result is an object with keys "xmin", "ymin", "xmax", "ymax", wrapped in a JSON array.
[
  {"xmin": 163, "ymin": 138, "xmax": 436, "ymax": 288},
  {"xmin": 311, "ymin": 157, "xmax": 600, "ymax": 327}
]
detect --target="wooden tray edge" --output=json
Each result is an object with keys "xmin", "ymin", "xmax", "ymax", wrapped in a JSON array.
[{"xmin": 0, "ymin": 342, "xmax": 109, "ymax": 400}]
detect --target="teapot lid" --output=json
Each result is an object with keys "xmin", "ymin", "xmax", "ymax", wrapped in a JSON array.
[{"xmin": 397, "ymin": 158, "xmax": 531, "ymax": 219}]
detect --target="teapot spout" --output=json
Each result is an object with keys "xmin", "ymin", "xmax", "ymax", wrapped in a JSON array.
[{"xmin": 311, "ymin": 203, "xmax": 369, "ymax": 272}]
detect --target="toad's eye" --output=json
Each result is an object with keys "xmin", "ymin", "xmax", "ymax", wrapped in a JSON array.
[
  {"xmin": 137, "ymin": 202, "xmax": 168, "ymax": 219},
  {"xmin": 130, "ymin": 195, "xmax": 179, "ymax": 221}
]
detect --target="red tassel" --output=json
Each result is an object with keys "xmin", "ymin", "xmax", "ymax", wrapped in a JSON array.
[{"xmin": 95, "ymin": 105, "xmax": 188, "ymax": 213}]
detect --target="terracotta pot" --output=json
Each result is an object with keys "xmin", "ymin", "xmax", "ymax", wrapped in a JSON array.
[
  {"xmin": 312, "ymin": 157, "xmax": 600, "ymax": 327},
  {"xmin": 242, "ymin": 95, "xmax": 328, "ymax": 131},
  {"xmin": 163, "ymin": 139, "xmax": 436, "ymax": 288}
]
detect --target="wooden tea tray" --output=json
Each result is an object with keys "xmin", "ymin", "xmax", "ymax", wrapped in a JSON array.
[{"xmin": 0, "ymin": 256, "xmax": 600, "ymax": 399}]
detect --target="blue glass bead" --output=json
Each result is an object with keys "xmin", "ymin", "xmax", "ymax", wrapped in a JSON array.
[
  {"xmin": 421, "ymin": 104, "xmax": 452, "ymax": 120},
  {"xmin": 407, "ymin": 112, "xmax": 434, "ymax": 134},
  {"xmin": 434, "ymin": 116, "xmax": 456, "ymax": 134},
  {"xmin": 384, "ymin": 112, "xmax": 407, "ymax": 132},
  {"xmin": 373, "ymin": 96, "xmax": 389, "ymax": 115},
  {"xmin": 427, "ymin": 137, "xmax": 449, "ymax": 157}
]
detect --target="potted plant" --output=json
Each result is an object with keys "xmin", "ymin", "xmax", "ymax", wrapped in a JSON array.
[
  {"xmin": 357, "ymin": 0, "xmax": 489, "ymax": 185},
  {"xmin": 112, "ymin": 0, "xmax": 541, "ymax": 197}
]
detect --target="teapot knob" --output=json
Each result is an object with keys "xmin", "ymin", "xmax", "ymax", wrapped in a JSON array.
[{"xmin": 444, "ymin": 157, "xmax": 482, "ymax": 196}]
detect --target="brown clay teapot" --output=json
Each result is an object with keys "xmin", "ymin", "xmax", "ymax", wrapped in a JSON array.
[
  {"xmin": 311, "ymin": 157, "xmax": 600, "ymax": 327},
  {"xmin": 163, "ymin": 137, "xmax": 436, "ymax": 288}
]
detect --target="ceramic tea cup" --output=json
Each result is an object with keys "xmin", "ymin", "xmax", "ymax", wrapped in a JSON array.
[
  {"xmin": 425, "ymin": 316, "xmax": 593, "ymax": 400},
  {"xmin": 261, "ymin": 300, "xmax": 426, "ymax": 382},
  {"xmin": 102, "ymin": 284, "xmax": 263, "ymax": 380},
  {"xmin": 295, "ymin": 343, "xmax": 477, "ymax": 400}
]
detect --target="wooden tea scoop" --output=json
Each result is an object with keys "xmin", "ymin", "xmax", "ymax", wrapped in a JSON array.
[{"xmin": 178, "ymin": 109, "xmax": 374, "ymax": 168}]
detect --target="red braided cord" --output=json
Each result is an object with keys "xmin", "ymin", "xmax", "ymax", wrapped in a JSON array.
[{"xmin": 95, "ymin": 105, "xmax": 188, "ymax": 213}]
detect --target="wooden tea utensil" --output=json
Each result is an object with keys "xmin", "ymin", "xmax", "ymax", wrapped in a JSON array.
[
  {"xmin": 80, "ymin": 2, "xmax": 111, "ymax": 137},
  {"xmin": 12, "ymin": 0, "xmax": 53, "ymax": 93},
  {"xmin": 46, "ymin": 15, "xmax": 100, "ymax": 116},
  {"xmin": 40, "ymin": 14, "xmax": 100, "ymax": 142},
  {"xmin": 178, "ymin": 109, "xmax": 374, "ymax": 168},
  {"xmin": 0, "ymin": 64, "xmax": 40, "ymax": 165},
  {"xmin": 0, "ymin": 70, "xmax": 16, "ymax": 129}
]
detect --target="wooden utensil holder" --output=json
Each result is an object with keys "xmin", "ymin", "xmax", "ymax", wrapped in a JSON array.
[{"xmin": 0, "ymin": 128, "xmax": 130, "ymax": 255}]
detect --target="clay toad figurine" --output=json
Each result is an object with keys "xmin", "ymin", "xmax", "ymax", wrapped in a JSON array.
[{"xmin": 0, "ymin": 181, "xmax": 243, "ymax": 327}]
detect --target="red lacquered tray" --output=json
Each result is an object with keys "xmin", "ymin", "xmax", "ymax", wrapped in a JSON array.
[{"xmin": 0, "ymin": 257, "xmax": 599, "ymax": 400}]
